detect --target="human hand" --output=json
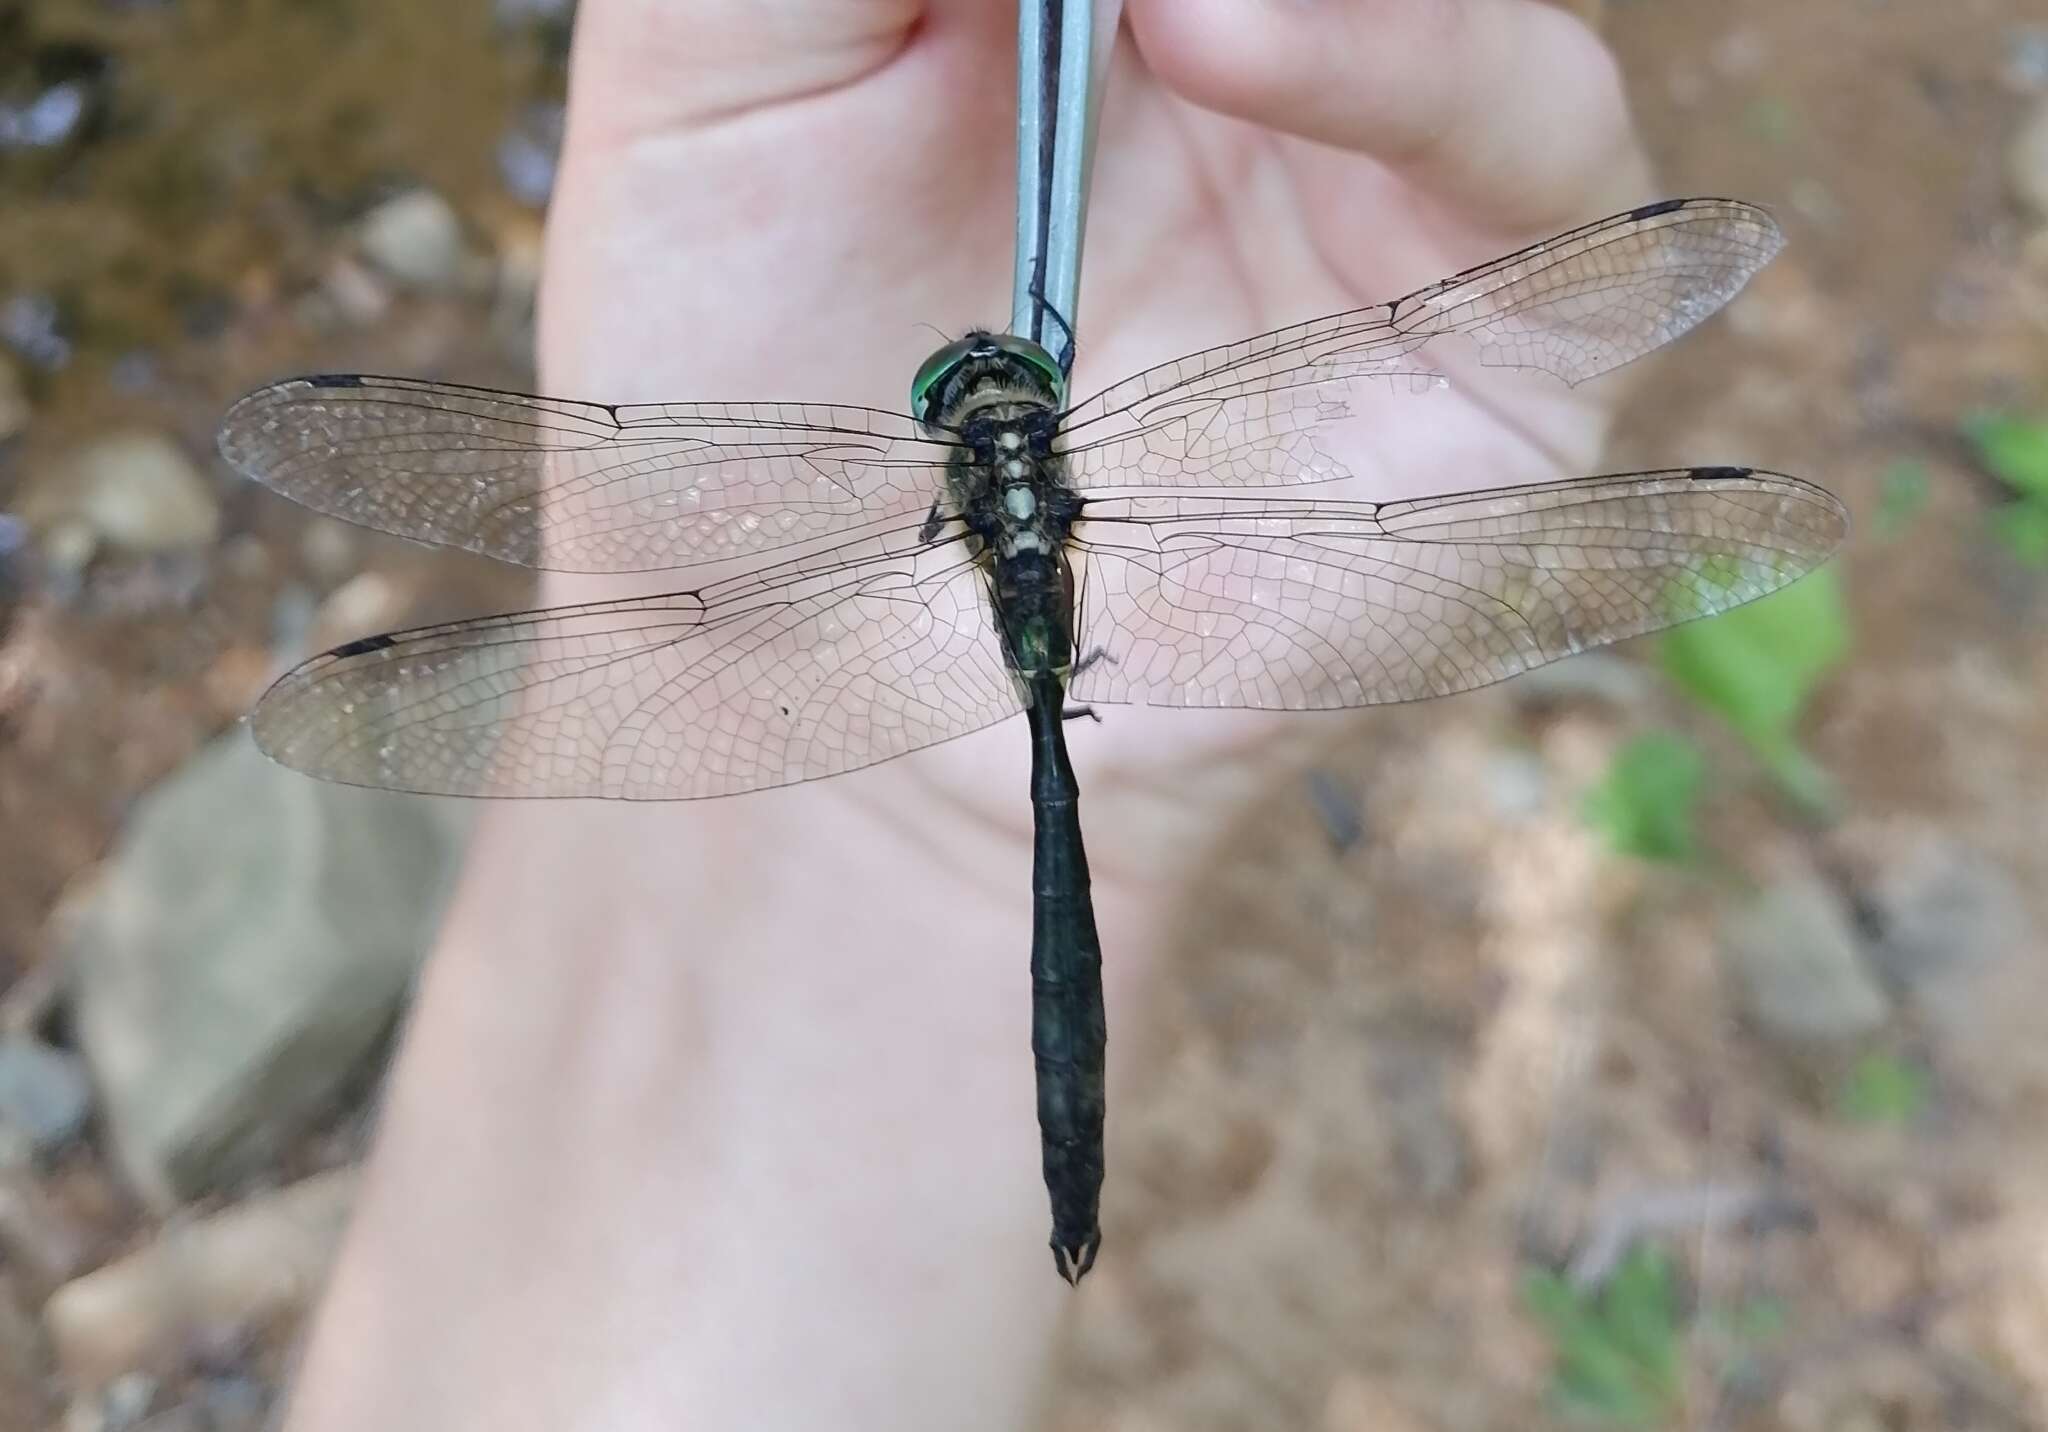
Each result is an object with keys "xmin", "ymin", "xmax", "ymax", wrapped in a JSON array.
[{"xmin": 283, "ymin": 4, "xmax": 1651, "ymax": 1430}]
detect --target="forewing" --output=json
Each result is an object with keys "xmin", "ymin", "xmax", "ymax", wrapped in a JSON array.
[
  {"xmin": 1055, "ymin": 199, "xmax": 1784, "ymax": 489},
  {"xmin": 1067, "ymin": 469, "xmax": 1846, "ymax": 710},
  {"xmin": 251, "ymin": 526, "xmax": 1021, "ymax": 798},
  {"xmin": 219, "ymin": 375, "xmax": 961, "ymax": 573}
]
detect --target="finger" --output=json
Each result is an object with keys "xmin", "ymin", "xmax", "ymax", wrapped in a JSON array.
[
  {"xmin": 1126, "ymin": 0, "xmax": 1652, "ymax": 228},
  {"xmin": 566, "ymin": 0, "xmax": 925, "ymax": 138}
]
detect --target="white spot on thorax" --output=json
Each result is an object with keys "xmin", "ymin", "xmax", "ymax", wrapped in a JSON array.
[{"xmin": 1005, "ymin": 486, "xmax": 1036, "ymax": 519}]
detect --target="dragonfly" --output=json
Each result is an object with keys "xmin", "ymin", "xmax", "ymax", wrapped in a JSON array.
[{"xmin": 219, "ymin": 197, "xmax": 1846, "ymax": 1283}]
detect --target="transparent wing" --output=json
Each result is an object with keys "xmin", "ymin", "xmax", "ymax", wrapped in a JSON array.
[
  {"xmin": 1054, "ymin": 198, "xmax": 1784, "ymax": 490},
  {"xmin": 250, "ymin": 524, "xmax": 1022, "ymax": 799},
  {"xmin": 219, "ymin": 375, "xmax": 963, "ymax": 573},
  {"xmin": 1066, "ymin": 468, "xmax": 1846, "ymax": 709}
]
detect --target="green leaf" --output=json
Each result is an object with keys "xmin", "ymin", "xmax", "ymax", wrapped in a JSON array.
[
  {"xmin": 1522, "ymin": 1248, "xmax": 1687, "ymax": 1428},
  {"xmin": 1992, "ymin": 501, "xmax": 2048, "ymax": 567},
  {"xmin": 1658, "ymin": 566, "xmax": 1848, "ymax": 808},
  {"xmin": 1964, "ymin": 412, "xmax": 2048, "ymax": 499},
  {"xmin": 1874, "ymin": 460, "xmax": 1929, "ymax": 538},
  {"xmin": 1523, "ymin": 1268, "xmax": 1593, "ymax": 1335},
  {"xmin": 1600, "ymin": 1247, "xmax": 1683, "ymax": 1397},
  {"xmin": 1839, "ymin": 1052, "xmax": 1929, "ymax": 1124},
  {"xmin": 1582, "ymin": 733, "xmax": 1706, "ymax": 863}
]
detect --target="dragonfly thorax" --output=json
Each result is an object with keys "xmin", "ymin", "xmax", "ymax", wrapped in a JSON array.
[{"xmin": 913, "ymin": 344, "xmax": 1085, "ymax": 683}]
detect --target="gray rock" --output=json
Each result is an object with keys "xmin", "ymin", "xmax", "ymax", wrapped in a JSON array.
[
  {"xmin": 1721, "ymin": 875, "xmax": 1891, "ymax": 1045},
  {"xmin": 17, "ymin": 432, "xmax": 219, "ymax": 556},
  {"xmin": 2009, "ymin": 94, "xmax": 2048, "ymax": 222},
  {"xmin": 1854, "ymin": 833, "xmax": 2025, "ymax": 992},
  {"xmin": 1837, "ymin": 829, "xmax": 2032, "ymax": 1061},
  {"xmin": 64, "ymin": 732, "xmax": 466, "ymax": 1205},
  {"xmin": 356, "ymin": 189, "xmax": 467, "ymax": 291},
  {"xmin": 0, "ymin": 1036, "xmax": 92, "ymax": 1155}
]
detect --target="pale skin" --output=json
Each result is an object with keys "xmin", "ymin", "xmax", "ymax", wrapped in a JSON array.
[{"xmin": 281, "ymin": 2, "xmax": 1652, "ymax": 1428}]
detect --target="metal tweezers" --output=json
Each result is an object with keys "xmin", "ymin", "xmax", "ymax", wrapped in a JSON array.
[{"xmin": 1010, "ymin": 0, "xmax": 1119, "ymax": 375}]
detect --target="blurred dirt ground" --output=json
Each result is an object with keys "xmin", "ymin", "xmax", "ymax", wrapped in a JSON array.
[{"xmin": 2, "ymin": 2, "xmax": 2046, "ymax": 1430}]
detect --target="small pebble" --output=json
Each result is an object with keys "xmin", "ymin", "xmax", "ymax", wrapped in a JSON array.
[
  {"xmin": 497, "ymin": 102, "xmax": 563, "ymax": 208},
  {"xmin": 1721, "ymin": 875, "xmax": 1891, "ymax": 1046},
  {"xmin": 39, "ymin": 520, "xmax": 99, "ymax": 586},
  {"xmin": 305, "ymin": 570, "xmax": 412, "ymax": 653},
  {"xmin": 318, "ymin": 256, "xmax": 391, "ymax": 328},
  {"xmin": 357, "ymin": 189, "xmax": 466, "ymax": 291},
  {"xmin": 2006, "ymin": 25, "xmax": 2048, "ymax": 91},
  {"xmin": 0, "ymin": 81, "xmax": 88, "ymax": 150},
  {"xmin": 298, "ymin": 519, "xmax": 359, "ymax": 583},
  {"xmin": 19, "ymin": 432, "xmax": 220, "ymax": 556},
  {"xmin": 102, "ymin": 1372, "xmax": 157, "ymax": 1428},
  {"xmin": 1304, "ymin": 770, "xmax": 1363, "ymax": 852},
  {"xmin": 0, "ymin": 293, "xmax": 70, "ymax": 371},
  {"xmin": 1483, "ymin": 750, "xmax": 1547, "ymax": 819}
]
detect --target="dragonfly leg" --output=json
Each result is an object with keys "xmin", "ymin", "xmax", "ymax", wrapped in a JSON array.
[{"xmin": 1071, "ymin": 643, "xmax": 1114, "ymax": 678}]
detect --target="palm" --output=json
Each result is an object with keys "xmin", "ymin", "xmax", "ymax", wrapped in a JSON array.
[{"xmin": 540, "ymin": 12, "xmax": 1631, "ymax": 859}]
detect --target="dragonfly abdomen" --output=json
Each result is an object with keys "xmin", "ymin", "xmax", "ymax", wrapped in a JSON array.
[{"xmin": 1026, "ymin": 673, "xmax": 1106, "ymax": 1283}]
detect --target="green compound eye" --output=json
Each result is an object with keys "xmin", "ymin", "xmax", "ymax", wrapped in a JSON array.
[
  {"xmin": 910, "ymin": 336, "xmax": 980, "ymax": 424},
  {"xmin": 1002, "ymin": 334, "xmax": 1067, "ymax": 406},
  {"xmin": 910, "ymin": 333, "xmax": 1067, "ymax": 426}
]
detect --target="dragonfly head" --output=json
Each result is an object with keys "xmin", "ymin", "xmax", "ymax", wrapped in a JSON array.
[{"xmin": 911, "ymin": 331, "xmax": 1066, "ymax": 429}]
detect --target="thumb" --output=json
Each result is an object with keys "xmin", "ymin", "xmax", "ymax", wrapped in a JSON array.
[{"xmin": 567, "ymin": 0, "xmax": 925, "ymax": 139}]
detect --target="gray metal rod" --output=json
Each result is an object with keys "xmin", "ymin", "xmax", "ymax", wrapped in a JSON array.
[{"xmin": 1010, "ymin": 0, "xmax": 1115, "ymax": 373}]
